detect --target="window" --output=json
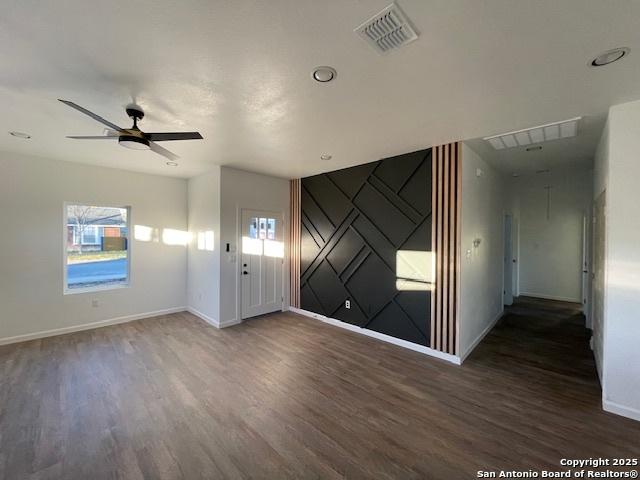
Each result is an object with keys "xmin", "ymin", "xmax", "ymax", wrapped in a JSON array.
[
  {"xmin": 248, "ymin": 216, "xmax": 277, "ymax": 240},
  {"xmin": 65, "ymin": 204, "xmax": 130, "ymax": 293},
  {"xmin": 243, "ymin": 216, "xmax": 283, "ymax": 258},
  {"xmin": 79, "ymin": 225, "xmax": 100, "ymax": 245}
]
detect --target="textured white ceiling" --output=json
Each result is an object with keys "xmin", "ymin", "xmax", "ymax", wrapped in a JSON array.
[{"xmin": 1, "ymin": 0, "xmax": 639, "ymax": 179}]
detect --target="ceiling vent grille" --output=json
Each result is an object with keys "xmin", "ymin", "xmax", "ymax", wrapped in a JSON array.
[
  {"xmin": 483, "ymin": 117, "xmax": 582, "ymax": 150},
  {"xmin": 355, "ymin": 3, "xmax": 419, "ymax": 54}
]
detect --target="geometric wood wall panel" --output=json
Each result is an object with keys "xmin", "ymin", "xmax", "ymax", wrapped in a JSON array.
[
  {"xmin": 300, "ymin": 149, "xmax": 433, "ymax": 346},
  {"xmin": 431, "ymin": 142, "xmax": 461, "ymax": 355}
]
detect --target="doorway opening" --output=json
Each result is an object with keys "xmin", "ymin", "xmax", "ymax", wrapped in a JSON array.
[{"xmin": 503, "ymin": 214, "xmax": 514, "ymax": 306}]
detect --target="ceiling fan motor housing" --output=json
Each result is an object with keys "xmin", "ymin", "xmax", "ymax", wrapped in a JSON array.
[{"xmin": 125, "ymin": 104, "xmax": 144, "ymax": 121}]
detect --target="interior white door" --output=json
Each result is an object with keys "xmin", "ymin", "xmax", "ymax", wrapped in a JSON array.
[
  {"xmin": 581, "ymin": 213, "xmax": 591, "ymax": 323},
  {"xmin": 240, "ymin": 210, "xmax": 284, "ymax": 320},
  {"xmin": 504, "ymin": 214, "xmax": 514, "ymax": 306}
]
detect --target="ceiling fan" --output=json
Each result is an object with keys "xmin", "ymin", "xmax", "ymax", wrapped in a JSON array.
[{"xmin": 58, "ymin": 99, "xmax": 203, "ymax": 161}]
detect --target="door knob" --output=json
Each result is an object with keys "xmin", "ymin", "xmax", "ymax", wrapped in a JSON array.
[{"xmin": 243, "ymin": 271, "xmax": 249, "ymax": 275}]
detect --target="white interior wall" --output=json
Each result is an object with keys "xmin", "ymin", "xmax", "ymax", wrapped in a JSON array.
[
  {"xmin": 598, "ymin": 99, "xmax": 640, "ymax": 422},
  {"xmin": 591, "ymin": 117, "xmax": 609, "ymax": 377},
  {"xmin": 509, "ymin": 167, "xmax": 593, "ymax": 303},
  {"xmin": 187, "ymin": 167, "xmax": 221, "ymax": 324},
  {"xmin": 0, "ymin": 151, "xmax": 188, "ymax": 342},
  {"xmin": 219, "ymin": 167, "xmax": 290, "ymax": 326},
  {"xmin": 459, "ymin": 143, "xmax": 506, "ymax": 359}
]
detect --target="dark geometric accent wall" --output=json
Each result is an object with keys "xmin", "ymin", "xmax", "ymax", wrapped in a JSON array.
[{"xmin": 300, "ymin": 149, "xmax": 432, "ymax": 346}]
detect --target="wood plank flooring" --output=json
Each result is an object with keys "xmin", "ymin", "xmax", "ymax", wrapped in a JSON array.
[{"xmin": 1, "ymin": 298, "xmax": 639, "ymax": 479}]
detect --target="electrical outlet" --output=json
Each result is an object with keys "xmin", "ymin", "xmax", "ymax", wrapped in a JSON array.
[
  {"xmin": 91, "ymin": 299, "xmax": 99, "ymax": 308},
  {"xmin": 345, "ymin": 300, "xmax": 351, "ymax": 309}
]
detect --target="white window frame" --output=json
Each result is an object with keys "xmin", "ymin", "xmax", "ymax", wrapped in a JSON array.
[
  {"xmin": 63, "ymin": 202, "xmax": 132, "ymax": 295},
  {"xmin": 80, "ymin": 225, "xmax": 100, "ymax": 245}
]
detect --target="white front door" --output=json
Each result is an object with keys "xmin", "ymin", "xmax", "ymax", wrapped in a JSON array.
[{"xmin": 241, "ymin": 210, "xmax": 284, "ymax": 320}]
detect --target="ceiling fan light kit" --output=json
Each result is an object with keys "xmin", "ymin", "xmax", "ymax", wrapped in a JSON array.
[
  {"xmin": 119, "ymin": 135, "xmax": 150, "ymax": 150},
  {"xmin": 58, "ymin": 99, "xmax": 203, "ymax": 162}
]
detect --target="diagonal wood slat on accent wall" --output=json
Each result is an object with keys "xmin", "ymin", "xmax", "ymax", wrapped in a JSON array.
[{"xmin": 431, "ymin": 142, "xmax": 461, "ymax": 355}]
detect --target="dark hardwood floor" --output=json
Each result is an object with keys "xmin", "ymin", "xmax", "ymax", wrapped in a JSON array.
[{"xmin": 1, "ymin": 298, "xmax": 639, "ymax": 479}]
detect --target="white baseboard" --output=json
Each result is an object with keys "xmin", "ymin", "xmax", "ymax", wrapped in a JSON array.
[
  {"xmin": 0, "ymin": 307, "xmax": 187, "ymax": 346},
  {"xmin": 219, "ymin": 319, "xmax": 243, "ymax": 328},
  {"xmin": 459, "ymin": 309, "xmax": 504, "ymax": 363},
  {"xmin": 187, "ymin": 307, "xmax": 219, "ymax": 328},
  {"xmin": 187, "ymin": 307, "xmax": 242, "ymax": 329},
  {"xmin": 289, "ymin": 307, "xmax": 461, "ymax": 365},
  {"xmin": 603, "ymin": 399, "xmax": 640, "ymax": 422},
  {"xmin": 519, "ymin": 292, "xmax": 581, "ymax": 303}
]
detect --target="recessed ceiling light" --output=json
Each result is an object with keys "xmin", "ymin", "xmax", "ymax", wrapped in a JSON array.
[
  {"xmin": 526, "ymin": 145, "xmax": 543, "ymax": 152},
  {"xmin": 312, "ymin": 67, "xmax": 337, "ymax": 83},
  {"xmin": 320, "ymin": 154, "xmax": 332, "ymax": 161},
  {"xmin": 9, "ymin": 131, "xmax": 31, "ymax": 139},
  {"xmin": 166, "ymin": 161, "xmax": 178, "ymax": 167},
  {"xmin": 590, "ymin": 47, "xmax": 630, "ymax": 67}
]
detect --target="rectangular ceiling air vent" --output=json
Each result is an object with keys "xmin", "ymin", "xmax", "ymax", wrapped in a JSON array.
[
  {"xmin": 355, "ymin": 3, "xmax": 419, "ymax": 54},
  {"xmin": 483, "ymin": 117, "xmax": 581, "ymax": 150}
]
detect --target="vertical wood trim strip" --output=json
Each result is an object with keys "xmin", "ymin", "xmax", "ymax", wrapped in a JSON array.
[
  {"xmin": 438, "ymin": 146, "xmax": 445, "ymax": 352},
  {"xmin": 289, "ymin": 179, "xmax": 301, "ymax": 308},
  {"xmin": 453, "ymin": 142, "xmax": 463, "ymax": 355},
  {"xmin": 430, "ymin": 142, "xmax": 462, "ymax": 355},
  {"xmin": 435, "ymin": 147, "xmax": 442, "ymax": 350},
  {"xmin": 448, "ymin": 144, "xmax": 457, "ymax": 354},
  {"xmin": 442, "ymin": 144, "xmax": 450, "ymax": 352},
  {"xmin": 430, "ymin": 149, "xmax": 437, "ymax": 349}
]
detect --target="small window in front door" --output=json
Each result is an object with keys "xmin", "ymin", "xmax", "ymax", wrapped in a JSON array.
[
  {"xmin": 248, "ymin": 217, "xmax": 277, "ymax": 240},
  {"xmin": 243, "ymin": 217, "xmax": 282, "ymax": 258}
]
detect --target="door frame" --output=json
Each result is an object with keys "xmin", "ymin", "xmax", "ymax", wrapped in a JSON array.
[
  {"xmin": 238, "ymin": 208, "xmax": 286, "ymax": 320},
  {"xmin": 581, "ymin": 211, "xmax": 592, "ymax": 326},
  {"xmin": 503, "ymin": 213, "xmax": 514, "ymax": 306}
]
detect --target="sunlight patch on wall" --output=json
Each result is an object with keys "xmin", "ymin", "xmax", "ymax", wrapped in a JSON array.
[
  {"xmin": 197, "ymin": 231, "xmax": 215, "ymax": 251},
  {"xmin": 162, "ymin": 229, "xmax": 190, "ymax": 246},
  {"xmin": 134, "ymin": 225, "xmax": 157, "ymax": 242},
  {"xmin": 396, "ymin": 250, "xmax": 434, "ymax": 291}
]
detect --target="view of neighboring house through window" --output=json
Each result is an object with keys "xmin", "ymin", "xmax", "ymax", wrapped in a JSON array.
[{"xmin": 65, "ymin": 204, "xmax": 130, "ymax": 292}]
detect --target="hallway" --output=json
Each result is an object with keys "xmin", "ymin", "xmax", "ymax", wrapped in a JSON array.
[
  {"xmin": 468, "ymin": 294, "xmax": 611, "ymax": 381},
  {"xmin": 464, "ymin": 296, "xmax": 613, "ymax": 420},
  {"xmin": 470, "ymin": 296, "xmax": 596, "ymax": 382}
]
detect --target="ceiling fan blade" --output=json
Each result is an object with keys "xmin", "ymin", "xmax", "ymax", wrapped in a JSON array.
[
  {"xmin": 66, "ymin": 135, "xmax": 119, "ymax": 139},
  {"xmin": 145, "ymin": 132, "xmax": 203, "ymax": 141},
  {"xmin": 58, "ymin": 99, "xmax": 125, "ymax": 132},
  {"xmin": 149, "ymin": 141, "xmax": 179, "ymax": 161}
]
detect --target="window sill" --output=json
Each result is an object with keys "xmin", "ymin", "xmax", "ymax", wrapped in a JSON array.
[{"xmin": 63, "ymin": 283, "xmax": 130, "ymax": 295}]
